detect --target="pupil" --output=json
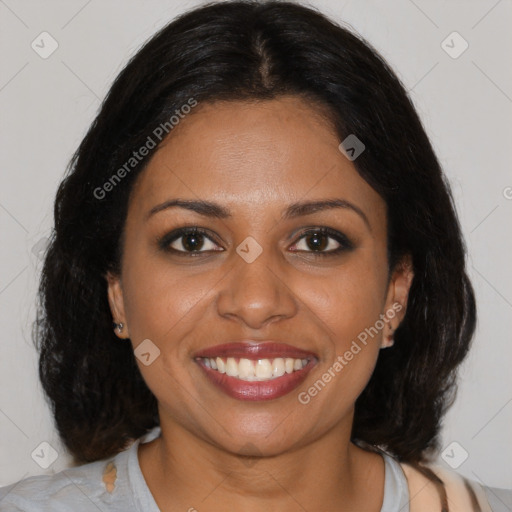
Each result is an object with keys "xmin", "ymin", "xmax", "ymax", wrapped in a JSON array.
[
  {"xmin": 183, "ymin": 233, "xmax": 204, "ymax": 251},
  {"xmin": 307, "ymin": 232, "xmax": 327, "ymax": 251}
]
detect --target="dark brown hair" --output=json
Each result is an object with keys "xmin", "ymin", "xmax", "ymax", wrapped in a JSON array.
[{"xmin": 36, "ymin": 0, "xmax": 476, "ymax": 465}]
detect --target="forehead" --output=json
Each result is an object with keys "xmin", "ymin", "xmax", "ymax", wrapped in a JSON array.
[{"xmin": 128, "ymin": 96, "xmax": 385, "ymax": 224}]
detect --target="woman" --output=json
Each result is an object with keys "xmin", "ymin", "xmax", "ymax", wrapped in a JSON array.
[{"xmin": 1, "ymin": 1, "xmax": 510, "ymax": 511}]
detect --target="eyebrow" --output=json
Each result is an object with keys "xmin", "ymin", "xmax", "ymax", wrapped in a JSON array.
[
  {"xmin": 146, "ymin": 198, "xmax": 371, "ymax": 231},
  {"xmin": 146, "ymin": 199, "xmax": 230, "ymax": 221}
]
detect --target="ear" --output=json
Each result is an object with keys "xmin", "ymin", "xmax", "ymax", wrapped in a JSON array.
[
  {"xmin": 105, "ymin": 271, "xmax": 130, "ymax": 339},
  {"xmin": 381, "ymin": 254, "xmax": 414, "ymax": 348}
]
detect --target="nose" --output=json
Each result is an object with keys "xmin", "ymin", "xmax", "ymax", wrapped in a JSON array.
[{"xmin": 215, "ymin": 247, "xmax": 298, "ymax": 329}]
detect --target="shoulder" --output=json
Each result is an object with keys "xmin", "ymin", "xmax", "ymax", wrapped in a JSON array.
[
  {"xmin": 479, "ymin": 484, "xmax": 512, "ymax": 512},
  {"xmin": 0, "ymin": 448, "xmax": 131, "ymax": 512},
  {"xmin": 399, "ymin": 460, "xmax": 512, "ymax": 512}
]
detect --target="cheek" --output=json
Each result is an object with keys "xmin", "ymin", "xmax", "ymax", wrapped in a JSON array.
[
  {"xmin": 294, "ymin": 261, "xmax": 387, "ymax": 421},
  {"xmin": 120, "ymin": 246, "xmax": 214, "ymax": 347},
  {"xmin": 292, "ymin": 253, "xmax": 388, "ymax": 414},
  {"xmin": 299, "ymin": 254, "xmax": 388, "ymax": 350},
  {"xmin": 119, "ymin": 250, "xmax": 209, "ymax": 406}
]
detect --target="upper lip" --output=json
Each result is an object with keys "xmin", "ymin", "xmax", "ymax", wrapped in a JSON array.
[{"xmin": 193, "ymin": 341, "xmax": 317, "ymax": 360}]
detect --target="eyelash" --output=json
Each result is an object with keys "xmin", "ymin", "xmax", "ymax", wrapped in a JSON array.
[{"xmin": 158, "ymin": 226, "xmax": 353, "ymax": 258}]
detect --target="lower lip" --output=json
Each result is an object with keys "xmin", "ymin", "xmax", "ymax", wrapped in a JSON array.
[{"xmin": 195, "ymin": 359, "xmax": 317, "ymax": 401}]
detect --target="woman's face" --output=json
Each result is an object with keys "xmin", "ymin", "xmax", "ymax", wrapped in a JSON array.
[{"xmin": 107, "ymin": 96, "xmax": 413, "ymax": 456}]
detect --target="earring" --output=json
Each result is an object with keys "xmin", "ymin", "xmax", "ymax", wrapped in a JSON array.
[
  {"xmin": 381, "ymin": 325, "xmax": 395, "ymax": 349},
  {"xmin": 112, "ymin": 321, "xmax": 124, "ymax": 334}
]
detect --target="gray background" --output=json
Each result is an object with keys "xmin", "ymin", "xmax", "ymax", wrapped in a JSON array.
[{"xmin": 1, "ymin": 0, "xmax": 511, "ymax": 490}]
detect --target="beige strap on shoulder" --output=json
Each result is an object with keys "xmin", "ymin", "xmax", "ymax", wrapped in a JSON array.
[{"xmin": 400, "ymin": 461, "xmax": 492, "ymax": 512}]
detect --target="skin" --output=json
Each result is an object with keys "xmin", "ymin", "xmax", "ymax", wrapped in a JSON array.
[{"xmin": 106, "ymin": 96, "xmax": 414, "ymax": 512}]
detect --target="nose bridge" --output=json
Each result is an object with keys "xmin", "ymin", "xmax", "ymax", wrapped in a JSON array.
[{"xmin": 215, "ymin": 238, "xmax": 298, "ymax": 328}]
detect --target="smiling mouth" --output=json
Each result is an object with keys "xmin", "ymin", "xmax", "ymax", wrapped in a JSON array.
[
  {"xmin": 193, "ymin": 341, "xmax": 318, "ymax": 401},
  {"xmin": 197, "ymin": 356, "xmax": 311, "ymax": 381}
]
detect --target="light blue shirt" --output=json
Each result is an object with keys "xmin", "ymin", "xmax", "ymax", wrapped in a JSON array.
[{"xmin": 0, "ymin": 426, "xmax": 510, "ymax": 511}]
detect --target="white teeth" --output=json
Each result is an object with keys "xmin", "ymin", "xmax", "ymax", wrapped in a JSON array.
[
  {"xmin": 216, "ymin": 357, "xmax": 226, "ymax": 373},
  {"xmin": 201, "ymin": 357, "xmax": 309, "ymax": 381},
  {"xmin": 272, "ymin": 358, "xmax": 285, "ymax": 377},
  {"xmin": 238, "ymin": 358, "xmax": 255, "ymax": 379},
  {"xmin": 226, "ymin": 357, "xmax": 238, "ymax": 377},
  {"xmin": 255, "ymin": 359, "xmax": 273, "ymax": 379}
]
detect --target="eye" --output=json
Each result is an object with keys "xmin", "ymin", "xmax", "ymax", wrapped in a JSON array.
[
  {"xmin": 159, "ymin": 227, "xmax": 223, "ymax": 255},
  {"xmin": 289, "ymin": 227, "xmax": 352, "ymax": 256}
]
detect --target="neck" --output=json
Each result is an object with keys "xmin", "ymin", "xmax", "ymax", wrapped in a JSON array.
[{"xmin": 138, "ymin": 416, "xmax": 385, "ymax": 512}]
